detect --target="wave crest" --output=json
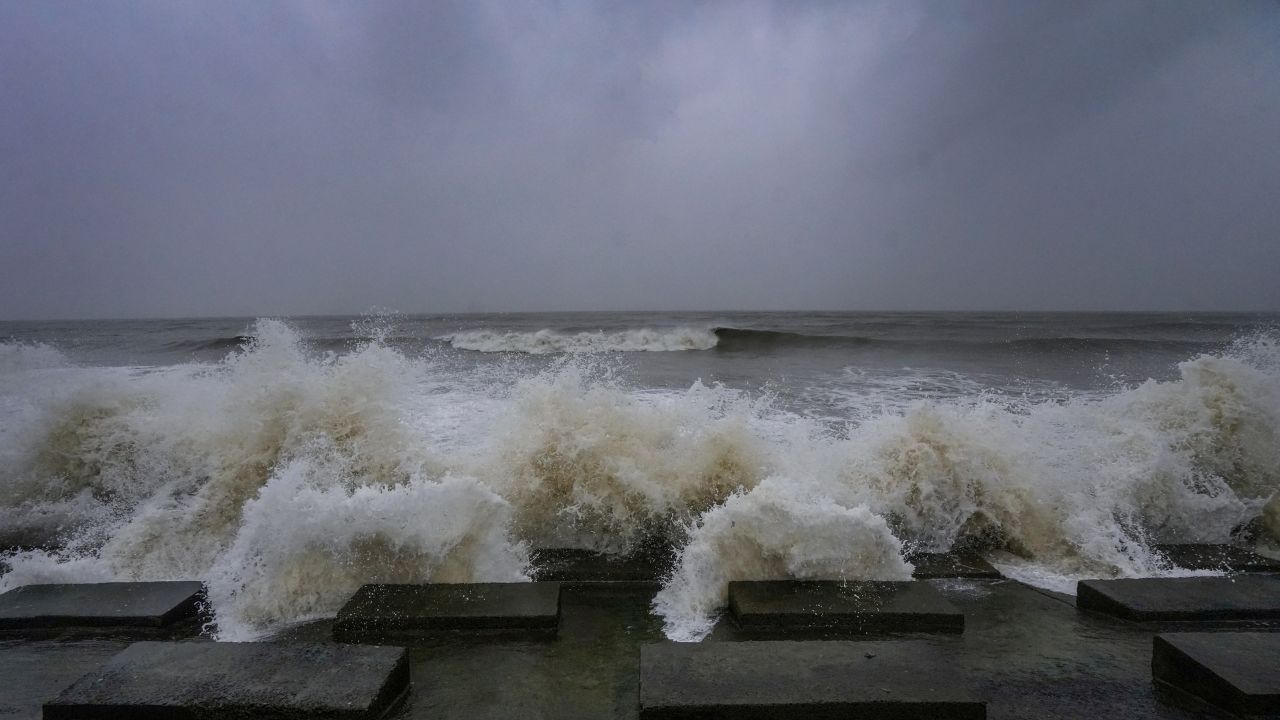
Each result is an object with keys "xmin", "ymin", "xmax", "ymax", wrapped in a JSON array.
[
  {"xmin": 442, "ymin": 327, "xmax": 718, "ymax": 353},
  {"xmin": 0, "ymin": 341, "xmax": 69, "ymax": 374},
  {"xmin": 1, "ymin": 322, "xmax": 1278, "ymax": 640},
  {"xmin": 0, "ymin": 319, "xmax": 513, "ymax": 638},
  {"xmin": 654, "ymin": 479, "xmax": 913, "ymax": 642},
  {"xmin": 205, "ymin": 464, "xmax": 527, "ymax": 640},
  {"xmin": 489, "ymin": 365, "xmax": 765, "ymax": 552}
]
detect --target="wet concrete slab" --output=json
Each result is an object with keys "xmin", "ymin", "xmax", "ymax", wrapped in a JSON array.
[
  {"xmin": 1154, "ymin": 544, "xmax": 1280, "ymax": 573},
  {"xmin": 395, "ymin": 579, "xmax": 1216, "ymax": 719},
  {"xmin": 0, "ymin": 639, "xmax": 129, "ymax": 720},
  {"xmin": 1153, "ymin": 632, "xmax": 1280, "ymax": 716},
  {"xmin": 1076, "ymin": 576, "xmax": 1280, "ymax": 622},
  {"xmin": 910, "ymin": 552, "xmax": 1002, "ymax": 579},
  {"xmin": 918, "ymin": 579, "xmax": 1217, "ymax": 719},
  {"xmin": 0, "ymin": 578, "xmax": 1261, "ymax": 720},
  {"xmin": 639, "ymin": 640, "xmax": 986, "ymax": 719},
  {"xmin": 401, "ymin": 585, "xmax": 663, "ymax": 720},
  {"xmin": 0, "ymin": 582, "xmax": 206, "ymax": 639},
  {"xmin": 43, "ymin": 640, "xmax": 409, "ymax": 720},
  {"xmin": 334, "ymin": 582, "xmax": 562, "ymax": 642},
  {"xmin": 727, "ymin": 580, "xmax": 964, "ymax": 634}
]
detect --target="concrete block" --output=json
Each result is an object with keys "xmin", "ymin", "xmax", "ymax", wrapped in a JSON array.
[
  {"xmin": 909, "ymin": 552, "xmax": 1001, "ymax": 579},
  {"xmin": 1153, "ymin": 632, "xmax": 1280, "ymax": 716},
  {"xmin": 639, "ymin": 640, "xmax": 985, "ymax": 719},
  {"xmin": 0, "ymin": 582, "xmax": 205, "ymax": 638},
  {"xmin": 1077, "ymin": 576, "xmax": 1280, "ymax": 622},
  {"xmin": 333, "ymin": 582, "xmax": 561, "ymax": 642},
  {"xmin": 728, "ymin": 580, "xmax": 963, "ymax": 634},
  {"xmin": 43, "ymin": 641, "xmax": 409, "ymax": 720},
  {"xmin": 1155, "ymin": 544, "xmax": 1280, "ymax": 573}
]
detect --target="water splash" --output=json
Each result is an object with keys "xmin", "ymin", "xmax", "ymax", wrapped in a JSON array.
[
  {"xmin": 0, "ymin": 323, "xmax": 1276, "ymax": 641},
  {"xmin": 441, "ymin": 327, "xmax": 718, "ymax": 353}
]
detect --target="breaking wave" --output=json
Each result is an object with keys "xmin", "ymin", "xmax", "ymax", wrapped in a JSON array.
[
  {"xmin": 163, "ymin": 335, "xmax": 256, "ymax": 353},
  {"xmin": 442, "ymin": 327, "xmax": 719, "ymax": 353},
  {"xmin": 163, "ymin": 334, "xmax": 436, "ymax": 355},
  {"xmin": 438, "ymin": 325, "xmax": 1224, "ymax": 356},
  {"xmin": 0, "ymin": 321, "xmax": 529, "ymax": 639},
  {"xmin": 485, "ymin": 364, "xmax": 767, "ymax": 552},
  {"xmin": 0, "ymin": 324, "xmax": 1277, "ymax": 641},
  {"xmin": 654, "ymin": 478, "xmax": 914, "ymax": 641},
  {"xmin": 0, "ymin": 341, "xmax": 69, "ymax": 374}
]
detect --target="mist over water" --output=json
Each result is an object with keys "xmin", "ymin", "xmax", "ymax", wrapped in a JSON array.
[{"xmin": 1, "ymin": 312, "xmax": 1278, "ymax": 641}]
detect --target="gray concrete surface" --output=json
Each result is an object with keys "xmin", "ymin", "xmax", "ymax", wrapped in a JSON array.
[
  {"xmin": 1153, "ymin": 632, "xmax": 1280, "ymax": 716},
  {"xmin": 639, "ymin": 640, "xmax": 986, "ymax": 719},
  {"xmin": 0, "ymin": 639, "xmax": 129, "ymax": 719},
  {"xmin": 1077, "ymin": 576, "xmax": 1280, "ymax": 622},
  {"xmin": 334, "ymin": 582, "xmax": 561, "ymax": 642},
  {"xmin": 0, "ymin": 582, "xmax": 206, "ymax": 639},
  {"xmin": 43, "ymin": 641, "xmax": 409, "ymax": 720},
  {"xmin": 728, "ymin": 580, "xmax": 964, "ymax": 634},
  {"xmin": 4, "ymin": 562, "xmax": 1279, "ymax": 719}
]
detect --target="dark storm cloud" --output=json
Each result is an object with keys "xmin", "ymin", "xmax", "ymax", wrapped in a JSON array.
[{"xmin": 1, "ymin": 0, "xmax": 1277, "ymax": 318}]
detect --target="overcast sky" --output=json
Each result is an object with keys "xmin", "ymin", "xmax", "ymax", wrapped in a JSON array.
[{"xmin": 1, "ymin": 1, "xmax": 1278, "ymax": 319}]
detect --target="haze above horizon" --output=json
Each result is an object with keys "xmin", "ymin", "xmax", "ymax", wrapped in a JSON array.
[{"xmin": 2, "ymin": 1, "xmax": 1278, "ymax": 320}]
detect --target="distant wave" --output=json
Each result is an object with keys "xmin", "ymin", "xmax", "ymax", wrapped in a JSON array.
[
  {"xmin": 0, "ymin": 341, "xmax": 70, "ymax": 373},
  {"xmin": 711, "ymin": 327, "xmax": 878, "ymax": 351},
  {"xmin": 165, "ymin": 334, "xmax": 435, "ymax": 354},
  {"xmin": 164, "ymin": 335, "xmax": 256, "ymax": 352},
  {"xmin": 441, "ymin": 327, "xmax": 719, "ymax": 353},
  {"xmin": 173, "ymin": 328, "xmax": 1219, "ymax": 357},
  {"xmin": 442, "ymin": 326, "xmax": 877, "ymax": 354}
]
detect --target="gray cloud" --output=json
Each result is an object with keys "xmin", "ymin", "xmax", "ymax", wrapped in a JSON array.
[{"xmin": 1, "ymin": 0, "xmax": 1277, "ymax": 318}]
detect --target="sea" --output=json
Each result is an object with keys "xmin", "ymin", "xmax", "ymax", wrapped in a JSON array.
[{"xmin": 1, "ymin": 311, "xmax": 1277, "ymax": 641}]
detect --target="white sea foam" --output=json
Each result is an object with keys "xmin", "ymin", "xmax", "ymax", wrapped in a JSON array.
[
  {"xmin": 0, "ymin": 341, "xmax": 70, "ymax": 374},
  {"xmin": 807, "ymin": 366, "xmax": 1080, "ymax": 423},
  {"xmin": 478, "ymin": 364, "xmax": 767, "ymax": 552},
  {"xmin": 0, "ymin": 325, "xmax": 1277, "ymax": 641},
  {"xmin": 0, "ymin": 321, "xmax": 524, "ymax": 638},
  {"xmin": 651, "ymin": 334, "xmax": 1280, "ymax": 635},
  {"xmin": 203, "ymin": 463, "xmax": 527, "ymax": 639},
  {"xmin": 442, "ymin": 327, "xmax": 719, "ymax": 353},
  {"xmin": 654, "ymin": 478, "xmax": 913, "ymax": 641}
]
